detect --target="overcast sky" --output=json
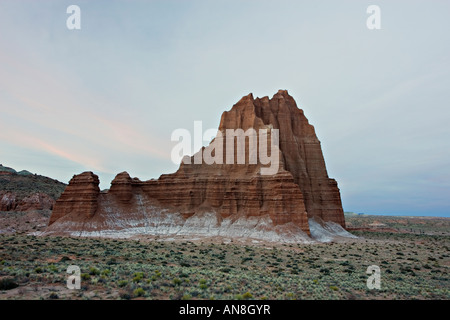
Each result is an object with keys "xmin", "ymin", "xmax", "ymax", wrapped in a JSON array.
[{"xmin": 0, "ymin": 0, "xmax": 449, "ymax": 217}]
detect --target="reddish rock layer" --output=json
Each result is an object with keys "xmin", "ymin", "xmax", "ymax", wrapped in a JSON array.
[
  {"xmin": 109, "ymin": 172, "xmax": 133, "ymax": 204},
  {"xmin": 219, "ymin": 90, "xmax": 345, "ymax": 226},
  {"xmin": 0, "ymin": 191, "xmax": 55, "ymax": 212},
  {"xmin": 0, "ymin": 192, "xmax": 16, "ymax": 211},
  {"xmin": 141, "ymin": 169, "xmax": 309, "ymax": 233},
  {"xmin": 48, "ymin": 172, "xmax": 100, "ymax": 225}
]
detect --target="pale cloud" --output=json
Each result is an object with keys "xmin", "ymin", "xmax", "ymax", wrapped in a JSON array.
[{"xmin": 0, "ymin": 43, "xmax": 172, "ymax": 175}]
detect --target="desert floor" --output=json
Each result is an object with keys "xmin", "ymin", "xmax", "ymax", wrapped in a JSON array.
[{"xmin": 0, "ymin": 213, "xmax": 448, "ymax": 300}]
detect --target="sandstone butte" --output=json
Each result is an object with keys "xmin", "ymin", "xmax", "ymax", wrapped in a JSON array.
[{"xmin": 45, "ymin": 90, "xmax": 352, "ymax": 243}]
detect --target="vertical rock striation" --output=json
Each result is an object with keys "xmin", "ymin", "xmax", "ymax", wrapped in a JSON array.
[{"xmin": 49, "ymin": 172, "xmax": 100, "ymax": 225}]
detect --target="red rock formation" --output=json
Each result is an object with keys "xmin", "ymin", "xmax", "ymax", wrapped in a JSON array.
[
  {"xmin": 109, "ymin": 172, "xmax": 133, "ymax": 204},
  {"xmin": 48, "ymin": 172, "xmax": 99, "ymax": 225},
  {"xmin": 0, "ymin": 191, "xmax": 55, "ymax": 212},
  {"xmin": 223, "ymin": 90, "xmax": 345, "ymax": 226},
  {"xmin": 16, "ymin": 193, "xmax": 55, "ymax": 211},
  {"xmin": 47, "ymin": 90, "xmax": 346, "ymax": 241},
  {"xmin": 0, "ymin": 192, "xmax": 17, "ymax": 211}
]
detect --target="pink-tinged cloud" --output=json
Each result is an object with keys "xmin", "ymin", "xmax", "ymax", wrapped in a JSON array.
[
  {"xmin": 0, "ymin": 129, "xmax": 108, "ymax": 173},
  {"xmin": 1, "ymin": 46, "xmax": 172, "ymax": 166}
]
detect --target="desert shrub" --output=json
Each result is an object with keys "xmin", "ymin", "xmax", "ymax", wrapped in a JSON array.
[
  {"xmin": 101, "ymin": 269, "xmax": 111, "ymax": 276},
  {"xmin": 172, "ymin": 278, "xmax": 182, "ymax": 286},
  {"xmin": 0, "ymin": 278, "xmax": 19, "ymax": 290},
  {"xmin": 242, "ymin": 292, "xmax": 253, "ymax": 300},
  {"xmin": 151, "ymin": 275, "xmax": 159, "ymax": 281},
  {"xmin": 89, "ymin": 267, "xmax": 100, "ymax": 276},
  {"xmin": 199, "ymin": 283, "xmax": 208, "ymax": 290},
  {"xmin": 34, "ymin": 267, "xmax": 43, "ymax": 273},
  {"xmin": 320, "ymin": 268, "xmax": 330, "ymax": 275},
  {"xmin": 118, "ymin": 280, "xmax": 128, "ymax": 288},
  {"xmin": 119, "ymin": 291, "xmax": 131, "ymax": 300},
  {"xmin": 133, "ymin": 272, "xmax": 144, "ymax": 282},
  {"xmin": 330, "ymin": 286, "xmax": 339, "ymax": 291},
  {"xmin": 48, "ymin": 265, "xmax": 58, "ymax": 272},
  {"xmin": 344, "ymin": 267, "xmax": 355, "ymax": 273},
  {"xmin": 133, "ymin": 287, "xmax": 146, "ymax": 297},
  {"xmin": 60, "ymin": 256, "xmax": 71, "ymax": 262},
  {"xmin": 81, "ymin": 273, "xmax": 91, "ymax": 281},
  {"xmin": 219, "ymin": 267, "xmax": 230, "ymax": 273},
  {"xmin": 49, "ymin": 292, "xmax": 59, "ymax": 299}
]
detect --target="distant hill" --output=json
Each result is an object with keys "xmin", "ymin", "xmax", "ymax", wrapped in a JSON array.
[
  {"xmin": 17, "ymin": 170, "xmax": 33, "ymax": 176},
  {"xmin": 0, "ymin": 164, "xmax": 16, "ymax": 174},
  {"xmin": 0, "ymin": 164, "xmax": 67, "ymax": 234},
  {"xmin": 0, "ymin": 164, "xmax": 67, "ymax": 209}
]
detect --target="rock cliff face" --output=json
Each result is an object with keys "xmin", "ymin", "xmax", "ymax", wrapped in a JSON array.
[
  {"xmin": 217, "ymin": 90, "xmax": 345, "ymax": 226},
  {"xmin": 46, "ymin": 90, "xmax": 348, "ymax": 243},
  {"xmin": 48, "ymin": 172, "xmax": 100, "ymax": 225}
]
